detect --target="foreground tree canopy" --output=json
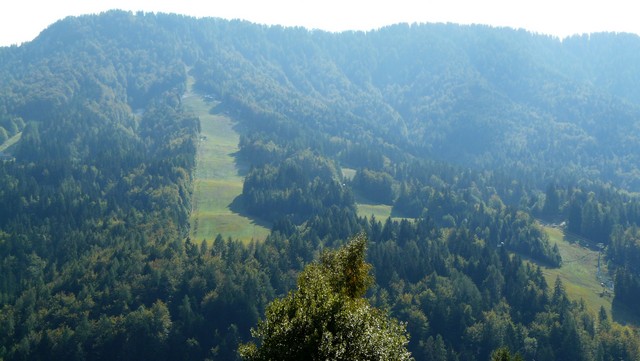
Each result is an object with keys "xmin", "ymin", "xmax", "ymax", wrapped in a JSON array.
[{"xmin": 239, "ymin": 234, "xmax": 412, "ymax": 361}]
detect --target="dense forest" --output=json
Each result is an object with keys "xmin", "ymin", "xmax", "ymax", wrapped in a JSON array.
[{"xmin": 1, "ymin": 10, "xmax": 640, "ymax": 360}]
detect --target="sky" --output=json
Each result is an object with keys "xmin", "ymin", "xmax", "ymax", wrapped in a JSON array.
[{"xmin": 1, "ymin": 0, "xmax": 639, "ymax": 46}]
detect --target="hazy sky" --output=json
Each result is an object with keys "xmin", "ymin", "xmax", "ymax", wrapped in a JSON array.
[{"xmin": 1, "ymin": 0, "xmax": 638, "ymax": 46}]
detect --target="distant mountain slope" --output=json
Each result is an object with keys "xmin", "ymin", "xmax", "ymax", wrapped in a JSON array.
[
  {"xmin": 3, "ymin": 12, "xmax": 639, "ymax": 189},
  {"xmin": 189, "ymin": 22, "xmax": 640, "ymax": 189}
]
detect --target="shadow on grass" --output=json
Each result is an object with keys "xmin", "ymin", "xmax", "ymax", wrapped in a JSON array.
[
  {"xmin": 562, "ymin": 231, "xmax": 603, "ymax": 252},
  {"xmin": 209, "ymin": 101, "xmax": 227, "ymax": 114},
  {"xmin": 390, "ymin": 206, "xmax": 417, "ymax": 219},
  {"xmin": 228, "ymin": 195, "xmax": 271, "ymax": 230},
  {"xmin": 612, "ymin": 297, "xmax": 640, "ymax": 327},
  {"xmin": 229, "ymin": 150, "xmax": 250, "ymax": 177}
]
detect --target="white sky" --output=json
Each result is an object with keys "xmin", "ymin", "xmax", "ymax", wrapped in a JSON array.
[{"xmin": 1, "ymin": 0, "xmax": 639, "ymax": 46}]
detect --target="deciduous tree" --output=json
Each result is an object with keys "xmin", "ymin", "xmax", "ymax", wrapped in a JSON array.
[{"xmin": 239, "ymin": 234, "xmax": 412, "ymax": 361}]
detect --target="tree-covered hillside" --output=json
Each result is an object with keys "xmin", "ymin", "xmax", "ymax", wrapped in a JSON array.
[
  {"xmin": 1, "ymin": 10, "xmax": 640, "ymax": 360},
  {"xmin": 190, "ymin": 23, "xmax": 640, "ymax": 190}
]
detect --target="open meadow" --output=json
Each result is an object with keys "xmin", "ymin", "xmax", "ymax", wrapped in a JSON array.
[{"xmin": 185, "ymin": 79, "xmax": 270, "ymax": 243}]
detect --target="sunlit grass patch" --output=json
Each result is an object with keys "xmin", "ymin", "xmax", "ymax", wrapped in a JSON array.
[{"xmin": 186, "ymin": 78, "xmax": 269, "ymax": 244}]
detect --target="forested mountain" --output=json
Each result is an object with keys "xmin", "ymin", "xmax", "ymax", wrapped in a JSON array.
[{"xmin": 1, "ymin": 10, "xmax": 640, "ymax": 360}]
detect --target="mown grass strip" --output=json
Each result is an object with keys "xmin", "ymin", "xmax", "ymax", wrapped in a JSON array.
[
  {"xmin": 0, "ymin": 132, "xmax": 22, "ymax": 152},
  {"xmin": 185, "ymin": 78, "xmax": 270, "ymax": 244}
]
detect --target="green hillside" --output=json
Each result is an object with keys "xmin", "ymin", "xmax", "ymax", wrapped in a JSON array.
[
  {"xmin": 539, "ymin": 225, "xmax": 640, "ymax": 326},
  {"xmin": 1, "ymin": 11, "xmax": 640, "ymax": 361},
  {"xmin": 539, "ymin": 226, "xmax": 612, "ymax": 317},
  {"xmin": 184, "ymin": 78, "xmax": 270, "ymax": 243}
]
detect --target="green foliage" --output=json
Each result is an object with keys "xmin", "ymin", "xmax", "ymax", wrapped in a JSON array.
[
  {"xmin": 242, "ymin": 150, "xmax": 355, "ymax": 223},
  {"xmin": 239, "ymin": 234, "xmax": 412, "ymax": 361},
  {"xmin": 352, "ymin": 168, "xmax": 396, "ymax": 204},
  {"xmin": 490, "ymin": 347, "xmax": 523, "ymax": 361},
  {"xmin": 1, "ymin": 11, "xmax": 640, "ymax": 361}
]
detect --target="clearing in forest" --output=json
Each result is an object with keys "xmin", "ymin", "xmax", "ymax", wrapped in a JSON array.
[
  {"xmin": 540, "ymin": 226, "xmax": 611, "ymax": 317},
  {"xmin": 538, "ymin": 225, "xmax": 638, "ymax": 325},
  {"xmin": 0, "ymin": 132, "xmax": 22, "ymax": 152},
  {"xmin": 185, "ymin": 78, "xmax": 270, "ymax": 244},
  {"xmin": 343, "ymin": 167, "xmax": 410, "ymax": 222}
]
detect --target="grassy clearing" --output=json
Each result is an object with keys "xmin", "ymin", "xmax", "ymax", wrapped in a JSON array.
[
  {"xmin": 356, "ymin": 203, "xmax": 394, "ymax": 220},
  {"xmin": 353, "ymin": 192, "xmax": 413, "ymax": 223},
  {"xmin": 344, "ymin": 167, "xmax": 412, "ymax": 222},
  {"xmin": 185, "ymin": 78, "xmax": 270, "ymax": 244},
  {"xmin": 0, "ymin": 132, "xmax": 22, "ymax": 152},
  {"xmin": 539, "ymin": 225, "xmax": 613, "ymax": 318},
  {"xmin": 352, "ymin": 187, "xmax": 393, "ymax": 220},
  {"xmin": 341, "ymin": 167, "xmax": 356, "ymax": 181}
]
